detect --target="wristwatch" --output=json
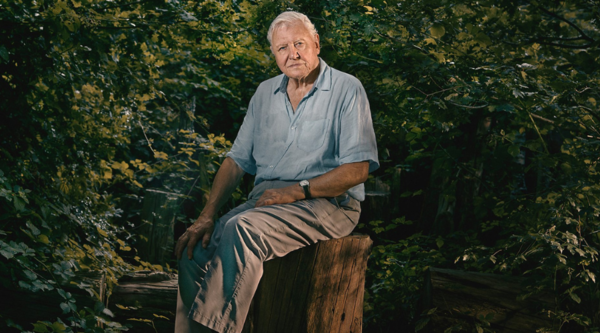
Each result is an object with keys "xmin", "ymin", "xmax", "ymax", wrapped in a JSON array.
[{"xmin": 299, "ymin": 180, "xmax": 311, "ymax": 199}]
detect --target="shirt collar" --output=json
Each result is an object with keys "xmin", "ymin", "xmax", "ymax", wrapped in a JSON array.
[{"xmin": 275, "ymin": 57, "xmax": 331, "ymax": 94}]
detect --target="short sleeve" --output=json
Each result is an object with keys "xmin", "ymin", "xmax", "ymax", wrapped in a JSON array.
[
  {"xmin": 226, "ymin": 94, "xmax": 258, "ymax": 175},
  {"xmin": 338, "ymin": 80, "xmax": 379, "ymax": 173}
]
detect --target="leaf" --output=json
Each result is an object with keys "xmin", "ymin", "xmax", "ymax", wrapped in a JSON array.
[
  {"xmin": 60, "ymin": 302, "xmax": 71, "ymax": 313},
  {"xmin": 32, "ymin": 322, "xmax": 49, "ymax": 333},
  {"xmin": 24, "ymin": 269, "xmax": 37, "ymax": 280},
  {"xmin": 18, "ymin": 280, "xmax": 32, "ymax": 290},
  {"xmin": 508, "ymin": 145, "xmax": 521, "ymax": 157},
  {"xmin": 128, "ymin": 318, "xmax": 153, "ymax": 323},
  {"xmin": 26, "ymin": 221, "xmax": 41, "ymax": 236},
  {"xmin": 588, "ymin": 271, "xmax": 596, "ymax": 283},
  {"xmin": 0, "ymin": 46, "xmax": 8, "ymax": 62},
  {"xmin": 474, "ymin": 32, "xmax": 492, "ymax": 46},
  {"xmin": 37, "ymin": 234, "xmax": 50, "ymax": 244},
  {"xmin": 430, "ymin": 23, "xmax": 445, "ymax": 38},
  {"xmin": 102, "ymin": 308, "xmax": 115, "ymax": 317},
  {"xmin": 13, "ymin": 197, "xmax": 26, "ymax": 211},
  {"xmin": 436, "ymin": 237, "xmax": 444, "ymax": 249},
  {"xmin": 154, "ymin": 151, "xmax": 169, "ymax": 160},
  {"xmin": 570, "ymin": 292, "xmax": 581, "ymax": 304},
  {"xmin": 51, "ymin": 321, "xmax": 66, "ymax": 333}
]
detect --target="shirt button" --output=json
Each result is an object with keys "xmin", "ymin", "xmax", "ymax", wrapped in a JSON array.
[
  {"xmin": 269, "ymin": 165, "xmax": 274, "ymax": 168},
  {"xmin": 291, "ymin": 126, "xmax": 296, "ymax": 130}
]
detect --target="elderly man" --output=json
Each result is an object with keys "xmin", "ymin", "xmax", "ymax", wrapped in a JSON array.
[{"xmin": 175, "ymin": 11, "xmax": 378, "ymax": 333}]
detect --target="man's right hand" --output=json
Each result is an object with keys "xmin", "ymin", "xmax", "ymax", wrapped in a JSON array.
[
  {"xmin": 175, "ymin": 216, "xmax": 215, "ymax": 260},
  {"xmin": 174, "ymin": 157, "xmax": 245, "ymax": 261}
]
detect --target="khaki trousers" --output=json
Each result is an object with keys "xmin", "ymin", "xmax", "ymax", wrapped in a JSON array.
[{"xmin": 175, "ymin": 180, "xmax": 361, "ymax": 333}]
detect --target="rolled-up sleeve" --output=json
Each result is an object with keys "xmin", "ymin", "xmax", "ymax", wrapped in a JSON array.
[
  {"xmin": 226, "ymin": 95, "xmax": 257, "ymax": 175},
  {"xmin": 338, "ymin": 81, "xmax": 379, "ymax": 173}
]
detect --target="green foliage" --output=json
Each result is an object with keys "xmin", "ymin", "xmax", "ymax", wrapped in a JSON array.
[
  {"xmin": 0, "ymin": 0, "xmax": 268, "ymax": 330},
  {"xmin": 365, "ymin": 231, "xmax": 446, "ymax": 331},
  {"xmin": 273, "ymin": 0, "xmax": 600, "ymax": 331},
  {"xmin": 2, "ymin": 0, "xmax": 600, "ymax": 331}
]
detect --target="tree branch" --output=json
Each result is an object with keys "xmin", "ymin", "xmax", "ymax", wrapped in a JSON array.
[
  {"xmin": 447, "ymin": 101, "xmax": 489, "ymax": 109},
  {"xmin": 530, "ymin": 113, "xmax": 554, "ymax": 124},
  {"xmin": 411, "ymin": 85, "xmax": 467, "ymax": 99},
  {"xmin": 536, "ymin": 5, "xmax": 594, "ymax": 42},
  {"xmin": 534, "ymin": 40, "xmax": 594, "ymax": 49},
  {"xmin": 536, "ymin": 35, "xmax": 590, "ymax": 42}
]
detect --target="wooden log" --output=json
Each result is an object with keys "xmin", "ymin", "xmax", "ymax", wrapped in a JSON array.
[
  {"xmin": 244, "ymin": 234, "xmax": 373, "ymax": 333},
  {"xmin": 110, "ymin": 271, "xmax": 178, "ymax": 333},
  {"xmin": 424, "ymin": 267, "xmax": 558, "ymax": 333}
]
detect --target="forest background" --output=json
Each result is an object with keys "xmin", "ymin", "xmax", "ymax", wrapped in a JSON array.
[{"xmin": 1, "ymin": 0, "xmax": 599, "ymax": 332}]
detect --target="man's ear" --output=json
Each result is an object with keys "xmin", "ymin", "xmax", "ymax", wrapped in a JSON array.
[{"xmin": 315, "ymin": 34, "xmax": 320, "ymax": 53}]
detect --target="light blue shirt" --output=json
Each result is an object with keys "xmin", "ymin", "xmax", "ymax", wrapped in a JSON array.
[{"xmin": 226, "ymin": 58, "xmax": 379, "ymax": 201}]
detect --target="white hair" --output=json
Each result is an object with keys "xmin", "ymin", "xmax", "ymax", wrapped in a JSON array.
[{"xmin": 267, "ymin": 11, "xmax": 318, "ymax": 45}]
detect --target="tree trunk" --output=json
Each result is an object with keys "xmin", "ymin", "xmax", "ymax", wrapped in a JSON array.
[
  {"xmin": 360, "ymin": 176, "xmax": 392, "ymax": 224},
  {"xmin": 138, "ymin": 189, "xmax": 180, "ymax": 264}
]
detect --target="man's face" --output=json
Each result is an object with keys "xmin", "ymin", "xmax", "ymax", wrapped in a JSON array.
[{"xmin": 271, "ymin": 22, "xmax": 320, "ymax": 81}]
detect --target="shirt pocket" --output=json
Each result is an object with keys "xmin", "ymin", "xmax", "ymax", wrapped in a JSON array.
[{"xmin": 297, "ymin": 119, "xmax": 330, "ymax": 152}]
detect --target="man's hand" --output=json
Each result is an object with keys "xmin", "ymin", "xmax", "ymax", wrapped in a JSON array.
[
  {"xmin": 175, "ymin": 216, "xmax": 215, "ymax": 260},
  {"xmin": 255, "ymin": 185, "xmax": 304, "ymax": 208}
]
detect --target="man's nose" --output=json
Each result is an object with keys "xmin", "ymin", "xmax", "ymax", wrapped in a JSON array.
[{"xmin": 288, "ymin": 46, "xmax": 299, "ymax": 59}]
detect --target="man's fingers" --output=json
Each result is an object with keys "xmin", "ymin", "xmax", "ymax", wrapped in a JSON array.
[
  {"xmin": 202, "ymin": 231, "xmax": 212, "ymax": 249},
  {"xmin": 186, "ymin": 234, "xmax": 200, "ymax": 260},
  {"xmin": 177, "ymin": 221, "xmax": 215, "ymax": 259},
  {"xmin": 175, "ymin": 241, "xmax": 182, "ymax": 260},
  {"xmin": 175, "ymin": 233, "xmax": 188, "ymax": 260}
]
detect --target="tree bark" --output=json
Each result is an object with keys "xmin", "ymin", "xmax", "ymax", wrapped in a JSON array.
[
  {"xmin": 244, "ymin": 234, "xmax": 373, "ymax": 333},
  {"xmin": 138, "ymin": 188, "xmax": 180, "ymax": 264}
]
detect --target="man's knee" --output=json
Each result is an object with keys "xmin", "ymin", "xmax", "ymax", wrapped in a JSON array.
[
  {"xmin": 221, "ymin": 211, "xmax": 272, "ymax": 260},
  {"xmin": 179, "ymin": 255, "xmax": 201, "ymax": 307}
]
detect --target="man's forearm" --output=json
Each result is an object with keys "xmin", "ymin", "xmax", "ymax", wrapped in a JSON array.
[
  {"xmin": 254, "ymin": 161, "xmax": 369, "ymax": 207},
  {"xmin": 308, "ymin": 161, "xmax": 369, "ymax": 198},
  {"xmin": 199, "ymin": 157, "xmax": 246, "ymax": 219}
]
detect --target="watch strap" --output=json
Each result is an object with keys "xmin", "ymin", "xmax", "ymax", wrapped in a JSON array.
[{"xmin": 300, "ymin": 180, "xmax": 311, "ymax": 199}]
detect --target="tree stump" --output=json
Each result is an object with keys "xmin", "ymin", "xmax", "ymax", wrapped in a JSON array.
[
  {"xmin": 244, "ymin": 234, "xmax": 373, "ymax": 333},
  {"xmin": 423, "ymin": 267, "xmax": 558, "ymax": 333},
  {"xmin": 107, "ymin": 235, "xmax": 372, "ymax": 333}
]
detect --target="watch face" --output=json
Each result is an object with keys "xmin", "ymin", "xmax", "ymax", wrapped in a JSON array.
[{"xmin": 300, "ymin": 180, "xmax": 309, "ymax": 186}]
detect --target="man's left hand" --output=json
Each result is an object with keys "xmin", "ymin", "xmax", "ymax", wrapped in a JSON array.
[{"xmin": 255, "ymin": 186, "xmax": 303, "ymax": 207}]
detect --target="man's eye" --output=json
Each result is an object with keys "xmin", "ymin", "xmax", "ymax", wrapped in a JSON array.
[{"xmin": 278, "ymin": 47, "xmax": 286, "ymax": 52}]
